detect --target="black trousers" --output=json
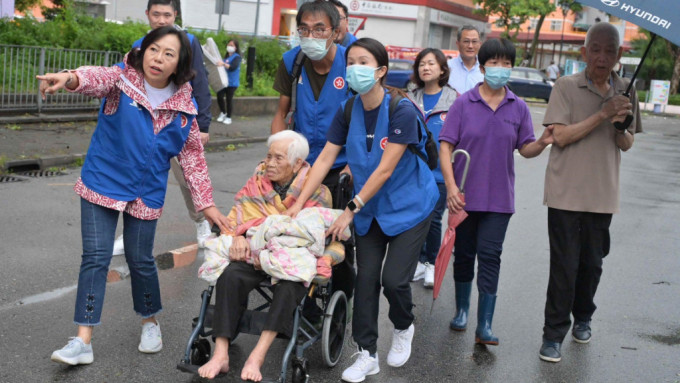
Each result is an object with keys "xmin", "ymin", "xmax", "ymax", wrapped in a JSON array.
[
  {"xmin": 323, "ymin": 167, "xmax": 356, "ymax": 299},
  {"xmin": 353, "ymin": 215, "xmax": 432, "ymax": 354},
  {"xmin": 217, "ymin": 86, "xmax": 237, "ymax": 117},
  {"xmin": 212, "ymin": 262, "xmax": 307, "ymax": 339},
  {"xmin": 543, "ymin": 208, "xmax": 612, "ymax": 342}
]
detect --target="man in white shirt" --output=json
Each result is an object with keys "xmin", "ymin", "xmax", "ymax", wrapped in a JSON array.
[
  {"xmin": 547, "ymin": 60, "xmax": 560, "ymax": 81},
  {"xmin": 447, "ymin": 25, "xmax": 484, "ymax": 95}
]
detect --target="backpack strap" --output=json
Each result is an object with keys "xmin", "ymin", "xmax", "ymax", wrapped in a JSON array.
[
  {"xmin": 389, "ymin": 94, "xmax": 429, "ymax": 164},
  {"xmin": 285, "ymin": 50, "xmax": 307, "ymax": 130},
  {"xmin": 343, "ymin": 95, "xmax": 357, "ymax": 126}
]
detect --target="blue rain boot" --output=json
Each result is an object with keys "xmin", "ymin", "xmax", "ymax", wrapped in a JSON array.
[
  {"xmin": 475, "ymin": 293, "xmax": 499, "ymax": 345},
  {"xmin": 449, "ymin": 282, "xmax": 472, "ymax": 331}
]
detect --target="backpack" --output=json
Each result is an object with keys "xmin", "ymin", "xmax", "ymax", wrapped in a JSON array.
[
  {"xmin": 284, "ymin": 50, "xmax": 307, "ymax": 130},
  {"xmin": 343, "ymin": 94, "xmax": 439, "ymax": 170}
]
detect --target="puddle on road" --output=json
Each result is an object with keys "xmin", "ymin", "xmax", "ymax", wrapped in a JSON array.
[
  {"xmin": 471, "ymin": 344, "xmax": 497, "ymax": 366},
  {"xmin": 642, "ymin": 327, "xmax": 680, "ymax": 346}
]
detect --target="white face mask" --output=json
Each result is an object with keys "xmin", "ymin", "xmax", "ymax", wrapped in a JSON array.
[
  {"xmin": 299, "ymin": 36, "xmax": 332, "ymax": 61},
  {"xmin": 226, "ymin": 46, "xmax": 236, "ymax": 54}
]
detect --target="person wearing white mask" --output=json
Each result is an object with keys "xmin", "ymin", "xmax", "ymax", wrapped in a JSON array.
[
  {"xmin": 439, "ymin": 38, "xmax": 553, "ymax": 346},
  {"xmin": 271, "ymin": 0, "xmax": 356, "ymax": 313},
  {"xmin": 285, "ymin": 38, "xmax": 438, "ymax": 383},
  {"xmin": 215, "ymin": 39, "xmax": 241, "ymax": 125}
]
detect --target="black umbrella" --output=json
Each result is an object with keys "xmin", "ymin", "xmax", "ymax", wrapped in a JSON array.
[{"xmin": 574, "ymin": 0, "xmax": 680, "ymax": 129}]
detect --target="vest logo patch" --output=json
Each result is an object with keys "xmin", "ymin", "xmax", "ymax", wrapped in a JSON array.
[
  {"xmin": 380, "ymin": 137, "xmax": 388, "ymax": 150},
  {"xmin": 440, "ymin": 113, "xmax": 447, "ymax": 121},
  {"xmin": 333, "ymin": 77, "xmax": 345, "ymax": 90},
  {"xmin": 181, "ymin": 115, "xmax": 188, "ymax": 128}
]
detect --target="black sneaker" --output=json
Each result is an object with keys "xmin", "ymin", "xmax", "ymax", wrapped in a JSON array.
[
  {"xmin": 572, "ymin": 320, "xmax": 592, "ymax": 344},
  {"xmin": 539, "ymin": 339, "xmax": 562, "ymax": 363}
]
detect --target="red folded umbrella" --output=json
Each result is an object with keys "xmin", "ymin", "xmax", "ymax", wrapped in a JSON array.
[
  {"xmin": 432, "ymin": 196, "xmax": 467, "ymax": 303},
  {"xmin": 431, "ymin": 149, "xmax": 470, "ymax": 313}
]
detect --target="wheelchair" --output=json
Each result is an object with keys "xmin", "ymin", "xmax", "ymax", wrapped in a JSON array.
[{"xmin": 177, "ymin": 174, "xmax": 354, "ymax": 383}]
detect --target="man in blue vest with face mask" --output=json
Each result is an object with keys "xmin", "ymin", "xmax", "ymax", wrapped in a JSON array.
[{"xmin": 272, "ymin": 0, "xmax": 354, "ymax": 312}]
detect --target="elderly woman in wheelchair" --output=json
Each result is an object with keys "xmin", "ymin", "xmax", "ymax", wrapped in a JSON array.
[{"xmin": 196, "ymin": 130, "xmax": 348, "ymax": 381}]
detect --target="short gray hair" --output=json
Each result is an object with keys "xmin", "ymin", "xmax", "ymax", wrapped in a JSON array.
[
  {"xmin": 457, "ymin": 25, "xmax": 481, "ymax": 41},
  {"xmin": 267, "ymin": 130, "xmax": 309, "ymax": 165},
  {"xmin": 585, "ymin": 22, "xmax": 620, "ymax": 48}
]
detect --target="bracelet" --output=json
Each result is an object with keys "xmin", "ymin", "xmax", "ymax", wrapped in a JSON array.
[
  {"xmin": 59, "ymin": 69, "xmax": 74, "ymax": 87},
  {"xmin": 354, "ymin": 195, "xmax": 365, "ymax": 208}
]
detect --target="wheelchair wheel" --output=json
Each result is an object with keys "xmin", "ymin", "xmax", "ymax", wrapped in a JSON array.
[
  {"xmin": 321, "ymin": 290, "xmax": 348, "ymax": 367},
  {"xmin": 190, "ymin": 338, "xmax": 211, "ymax": 366},
  {"xmin": 291, "ymin": 358, "xmax": 309, "ymax": 383}
]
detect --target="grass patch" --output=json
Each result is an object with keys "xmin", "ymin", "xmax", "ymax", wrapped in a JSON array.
[{"xmin": 6, "ymin": 124, "xmax": 22, "ymax": 131}]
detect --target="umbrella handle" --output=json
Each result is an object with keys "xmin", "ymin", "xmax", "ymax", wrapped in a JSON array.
[{"xmin": 452, "ymin": 149, "xmax": 470, "ymax": 193}]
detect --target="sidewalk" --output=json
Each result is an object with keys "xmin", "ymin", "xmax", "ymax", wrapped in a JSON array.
[
  {"xmin": 0, "ymin": 112, "xmax": 273, "ymax": 172},
  {"xmin": 639, "ymin": 101, "xmax": 680, "ymax": 116}
]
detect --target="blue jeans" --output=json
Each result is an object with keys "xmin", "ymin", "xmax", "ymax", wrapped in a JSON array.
[
  {"xmin": 453, "ymin": 211, "xmax": 512, "ymax": 295},
  {"xmin": 419, "ymin": 182, "xmax": 447, "ymax": 264},
  {"xmin": 74, "ymin": 198, "xmax": 161, "ymax": 326}
]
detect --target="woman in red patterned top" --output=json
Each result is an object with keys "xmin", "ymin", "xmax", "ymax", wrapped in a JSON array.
[{"xmin": 37, "ymin": 26, "xmax": 228, "ymax": 365}]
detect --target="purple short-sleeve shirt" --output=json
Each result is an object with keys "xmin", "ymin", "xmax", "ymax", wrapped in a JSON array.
[{"xmin": 438, "ymin": 84, "xmax": 535, "ymax": 213}]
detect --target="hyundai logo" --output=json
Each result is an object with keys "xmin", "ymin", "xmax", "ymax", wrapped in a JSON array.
[{"xmin": 601, "ymin": 0, "xmax": 620, "ymax": 7}]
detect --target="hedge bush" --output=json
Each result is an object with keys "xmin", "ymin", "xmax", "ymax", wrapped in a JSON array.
[
  {"xmin": 637, "ymin": 90, "xmax": 680, "ymax": 107},
  {"xmin": 0, "ymin": 9, "xmax": 288, "ymax": 96}
]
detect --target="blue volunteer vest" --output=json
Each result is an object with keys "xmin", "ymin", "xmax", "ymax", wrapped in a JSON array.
[
  {"xmin": 425, "ymin": 111, "xmax": 446, "ymax": 183},
  {"xmin": 283, "ymin": 45, "xmax": 349, "ymax": 168},
  {"xmin": 81, "ymin": 91, "xmax": 196, "ymax": 209},
  {"xmin": 226, "ymin": 53, "xmax": 240, "ymax": 87},
  {"xmin": 346, "ymin": 93, "xmax": 438, "ymax": 236}
]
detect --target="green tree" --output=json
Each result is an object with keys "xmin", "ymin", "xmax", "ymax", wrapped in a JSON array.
[
  {"xmin": 14, "ymin": 0, "xmax": 41, "ymax": 13},
  {"xmin": 631, "ymin": 30, "xmax": 677, "ymax": 94},
  {"xmin": 474, "ymin": 0, "xmax": 553, "ymax": 41}
]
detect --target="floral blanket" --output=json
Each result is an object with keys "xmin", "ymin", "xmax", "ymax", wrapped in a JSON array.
[{"xmin": 198, "ymin": 207, "xmax": 347, "ymax": 285}]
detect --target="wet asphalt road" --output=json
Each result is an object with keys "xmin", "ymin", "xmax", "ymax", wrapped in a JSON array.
[{"xmin": 0, "ymin": 105, "xmax": 679, "ymax": 383}]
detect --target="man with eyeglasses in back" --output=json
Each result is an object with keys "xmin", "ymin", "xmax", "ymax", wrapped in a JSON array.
[
  {"xmin": 271, "ymin": 0, "xmax": 355, "ymax": 316},
  {"xmin": 327, "ymin": 0, "xmax": 357, "ymax": 48},
  {"xmin": 447, "ymin": 25, "xmax": 484, "ymax": 95}
]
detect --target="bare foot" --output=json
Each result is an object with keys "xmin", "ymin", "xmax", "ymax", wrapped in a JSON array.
[
  {"xmin": 198, "ymin": 355, "xmax": 229, "ymax": 380},
  {"xmin": 240, "ymin": 353, "xmax": 265, "ymax": 382}
]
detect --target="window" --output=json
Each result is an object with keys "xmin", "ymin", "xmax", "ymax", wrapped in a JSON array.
[
  {"xmin": 550, "ymin": 20, "xmax": 563, "ymax": 31},
  {"xmin": 529, "ymin": 18, "xmax": 538, "ymax": 30}
]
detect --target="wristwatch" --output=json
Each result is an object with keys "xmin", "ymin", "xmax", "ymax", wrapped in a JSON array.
[{"xmin": 347, "ymin": 199, "xmax": 360, "ymax": 213}]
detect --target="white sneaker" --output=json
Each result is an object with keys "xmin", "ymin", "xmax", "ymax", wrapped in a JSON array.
[
  {"xmin": 423, "ymin": 263, "xmax": 435, "ymax": 288},
  {"xmin": 51, "ymin": 337, "xmax": 93, "ymax": 365},
  {"xmin": 341, "ymin": 349, "xmax": 379, "ymax": 382},
  {"xmin": 112, "ymin": 235, "xmax": 124, "ymax": 256},
  {"xmin": 216, "ymin": 112, "xmax": 226, "ymax": 122},
  {"xmin": 196, "ymin": 220, "xmax": 212, "ymax": 248},
  {"xmin": 138, "ymin": 321, "xmax": 162, "ymax": 353},
  {"xmin": 411, "ymin": 262, "xmax": 426, "ymax": 282},
  {"xmin": 224, "ymin": 117, "xmax": 232, "ymax": 125},
  {"xmin": 386, "ymin": 324, "xmax": 414, "ymax": 367}
]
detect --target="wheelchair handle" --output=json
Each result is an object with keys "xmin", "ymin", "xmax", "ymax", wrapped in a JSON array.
[{"xmin": 452, "ymin": 149, "xmax": 470, "ymax": 193}]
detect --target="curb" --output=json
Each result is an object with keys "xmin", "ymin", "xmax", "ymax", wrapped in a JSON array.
[
  {"xmin": 3, "ymin": 136, "xmax": 269, "ymax": 172},
  {"xmin": 106, "ymin": 243, "xmax": 201, "ymax": 284}
]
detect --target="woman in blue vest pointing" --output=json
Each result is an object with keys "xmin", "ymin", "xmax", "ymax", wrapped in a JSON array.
[
  {"xmin": 286, "ymin": 38, "xmax": 438, "ymax": 383},
  {"xmin": 37, "ymin": 26, "xmax": 228, "ymax": 365}
]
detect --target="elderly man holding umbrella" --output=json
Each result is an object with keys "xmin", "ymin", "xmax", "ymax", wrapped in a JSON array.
[{"xmin": 538, "ymin": 22, "xmax": 642, "ymax": 363}]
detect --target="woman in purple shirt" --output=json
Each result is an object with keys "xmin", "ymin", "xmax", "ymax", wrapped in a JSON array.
[{"xmin": 439, "ymin": 38, "xmax": 553, "ymax": 345}]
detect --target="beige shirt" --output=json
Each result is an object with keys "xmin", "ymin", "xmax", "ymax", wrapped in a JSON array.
[{"xmin": 543, "ymin": 70, "xmax": 642, "ymax": 214}]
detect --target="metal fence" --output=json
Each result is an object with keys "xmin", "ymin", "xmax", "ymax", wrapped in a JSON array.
[{"xmin": 0, "ymin": 45, "xmax": 123, "ymax": 114}]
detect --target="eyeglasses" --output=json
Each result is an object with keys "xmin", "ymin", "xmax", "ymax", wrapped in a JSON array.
[
  {"xmin": 297, "ymin": 26, "xmax": 332, "ymax": 38},
  {"xmin": 460, "ymin": 40, "xmax": 481, "ymax": 46}
]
